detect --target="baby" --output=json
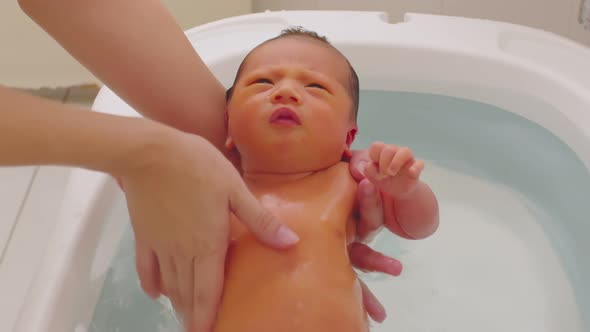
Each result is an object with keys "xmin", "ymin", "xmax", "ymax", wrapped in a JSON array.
[{"xmin": 212, "ymin": 27, "xmax": 438, "ymax": 332}]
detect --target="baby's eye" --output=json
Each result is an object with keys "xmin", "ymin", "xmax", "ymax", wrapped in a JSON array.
[
  {"xmin": 307, "ymin": 83, "xmax": 326, "ymax": 90},
  {"xmin": 254, "ymin": 78, "xmax": 273, "ymax": 84}
]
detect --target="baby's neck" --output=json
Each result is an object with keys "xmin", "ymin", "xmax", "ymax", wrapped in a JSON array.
[
  {"xmin": 239, "ymin": 155, "xmax": 347, "ymax": 188},
  {"xmin": 242, "ymin": 171, "xmax": 316, "ymax": 188}
]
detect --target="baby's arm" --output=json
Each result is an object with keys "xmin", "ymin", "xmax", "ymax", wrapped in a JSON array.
[{"xmin": 362, "ymin": 142, "xmax": 439, "ymax": 240}]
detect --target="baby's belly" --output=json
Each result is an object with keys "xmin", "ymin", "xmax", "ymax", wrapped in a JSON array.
[{"xmin": 214, "ymin": 231, "xmax": 367, "ymax": 332}]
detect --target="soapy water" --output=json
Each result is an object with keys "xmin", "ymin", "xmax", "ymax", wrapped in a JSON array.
[{"xmin": 88, "ymin": 91, "xmax": 589, "ymax": 331}]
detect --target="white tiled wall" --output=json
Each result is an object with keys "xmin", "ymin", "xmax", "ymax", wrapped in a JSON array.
[{"xmin": 252, "ymin": 0, "xmax": 590, "ymax": 47}]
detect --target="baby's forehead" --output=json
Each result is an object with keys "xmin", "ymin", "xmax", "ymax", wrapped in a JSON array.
[{"xmin": 239, "ymin": 37, "xmax": 351, "ymax": 85}]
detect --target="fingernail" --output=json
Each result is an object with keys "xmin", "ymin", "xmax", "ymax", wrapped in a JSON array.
[{"xmin": 277, "ymin": 225, "xmax": 300, "ymax": 245}]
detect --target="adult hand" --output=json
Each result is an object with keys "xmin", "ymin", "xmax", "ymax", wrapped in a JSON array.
[
  {"xmin": 349, "ymin": 242, "xmax": 402, "ymax": 323},
  {"xmin": 115, "ymin": 123, "xmax": 299, "ymax": 332},
  {"xmin": 347, "ymin": 149, "xmax": 406, "ymax": 323}
]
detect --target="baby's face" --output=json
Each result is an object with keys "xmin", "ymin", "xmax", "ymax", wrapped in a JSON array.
[{"xmin": 226, "ymin": 37, "xmax": 357, "ymax": 174}]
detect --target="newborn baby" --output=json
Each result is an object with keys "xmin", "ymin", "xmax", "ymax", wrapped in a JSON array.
[{"xmin": 213, "ymin": 27, "xmax": 438, "ymax": 332}]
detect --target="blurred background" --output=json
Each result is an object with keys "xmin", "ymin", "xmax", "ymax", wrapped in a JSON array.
[{"xmin": 1, "ymin": 0, "xmax": 589, "ymax": 96}]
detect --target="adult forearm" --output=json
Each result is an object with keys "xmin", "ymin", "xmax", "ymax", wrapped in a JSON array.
[
  {"xmin": 18, "ymin": 0, "xmax": 227, "ymax": 149},
  {"xmin": 0, "ymin": 85, "xmax": 163, "ymax": 175}
]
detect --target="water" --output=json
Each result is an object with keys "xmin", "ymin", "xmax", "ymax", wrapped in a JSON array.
[{"xmin": 88, "ymin": 90, "xmax": 590, "ymax": 331}]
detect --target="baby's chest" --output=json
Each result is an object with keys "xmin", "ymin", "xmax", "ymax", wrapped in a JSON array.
[
  {"xmin": 258, "ymin": 168, "xmax": 357, "ymax": 227},
  {"xmin": 230, "ymin": 164, "xmax": 358, "ymax": 240}
]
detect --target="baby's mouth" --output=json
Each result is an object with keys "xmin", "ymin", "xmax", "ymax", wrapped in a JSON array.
[{"xmin": 269, "ymin": 107, "xmax": 302, "ymax": 126}]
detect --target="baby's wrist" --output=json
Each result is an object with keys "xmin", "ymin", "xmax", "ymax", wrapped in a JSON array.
[{"xmin": 385, "ymin": 183, "xmax": 420, "ymax": 200}]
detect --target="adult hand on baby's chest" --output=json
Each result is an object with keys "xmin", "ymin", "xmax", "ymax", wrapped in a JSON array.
[{"xmin": 119, "ymin": 131, "xmax": 299, "ymax": 332}]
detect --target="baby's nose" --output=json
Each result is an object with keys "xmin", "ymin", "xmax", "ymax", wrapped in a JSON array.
[{"xmin": 272, "ymin": 85, "xmax": 300, "ymax": 104}]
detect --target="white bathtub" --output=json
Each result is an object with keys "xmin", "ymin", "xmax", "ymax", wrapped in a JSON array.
[{"xmin": 14, "ymin": 11, "xmax": 590, "ymax": 332}]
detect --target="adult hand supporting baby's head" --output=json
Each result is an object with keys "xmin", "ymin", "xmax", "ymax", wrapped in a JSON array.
[{"xmin": 115, "ymin": 123, "xmax": 299, "ymax": 332}]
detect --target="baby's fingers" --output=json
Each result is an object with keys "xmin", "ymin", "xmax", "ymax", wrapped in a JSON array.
[
  {"xmin": 368, "ymin": 141, "xmax": 387, "ymax": 163},
  {"xmin": 379, "ymin": 146, "xmax": 397, "ymax": 178},
  {"xmin": 388, "ymin": 147, "xmax": 413, "ymax": 176},
  {"xmin": 408, "ymin": 160, "xmax": 425, "ymax": 178},
  {"xmin": 363, "ymin": 162, "xmax": 381, "ymax": 183}
]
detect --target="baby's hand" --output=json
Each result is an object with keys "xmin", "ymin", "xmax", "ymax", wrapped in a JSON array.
[{"xmin": 363, "ymin": 141, "xmax": 424, "ymax": 198}]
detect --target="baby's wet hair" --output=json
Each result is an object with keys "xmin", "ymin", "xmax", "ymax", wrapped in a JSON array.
[
  {"xmin": 276, "ymin": 26, "xmax": 329, "ymax": 42},
  {"xmin": 225, "ymin": 26, "xmax": 360, "ymax": 120}
]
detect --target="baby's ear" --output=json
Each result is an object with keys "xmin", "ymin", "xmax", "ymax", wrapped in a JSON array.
[
  {"xmin": 342, "ymin": 126, "xmax": 358, "ymax": 160},
  {"xmin": 225, "ymin": 136, "xmax": 236, "ymax": 150},
  {"xmin": 346, "ymin": 126, "xmax": 358, "ymax": 147},
  {"xmin": 224, "ymin": 108, "xmax": 239, "ymax": 153}
]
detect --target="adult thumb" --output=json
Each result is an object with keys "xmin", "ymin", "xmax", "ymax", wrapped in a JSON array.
[
  {"xmin": 349, "ymin": 149, "xmax": 371, "ymax": 181},
  {"xmin": 229, "ymin": 183, "xmax": 299, "ymax": 249}
]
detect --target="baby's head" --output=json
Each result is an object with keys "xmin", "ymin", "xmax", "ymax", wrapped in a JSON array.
[{"xmin": 225, "ymin": 27, "xmax": 360, "ymax": 174}]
